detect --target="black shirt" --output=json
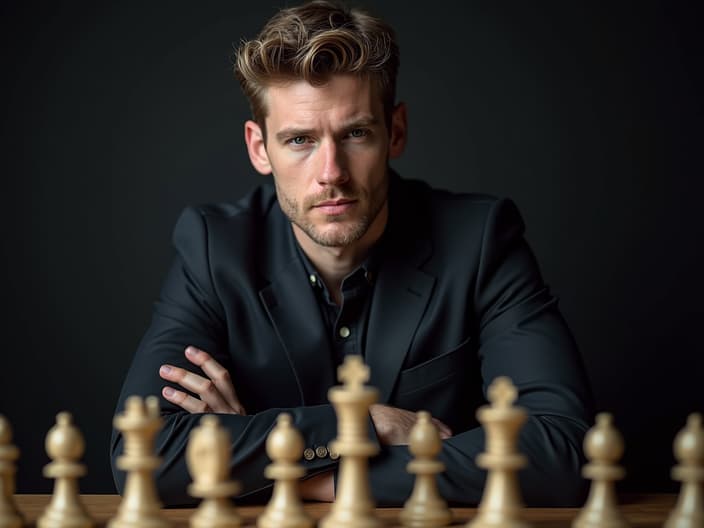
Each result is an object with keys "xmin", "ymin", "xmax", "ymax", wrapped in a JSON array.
[{"xmin": 294, "ymin": 238, "xmax": 381, "ymax": 366}]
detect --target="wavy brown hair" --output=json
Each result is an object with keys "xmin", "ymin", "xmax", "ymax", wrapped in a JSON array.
[{"xmin": 234, "ymin": 0, "xmax": 400, "ymax": 136}]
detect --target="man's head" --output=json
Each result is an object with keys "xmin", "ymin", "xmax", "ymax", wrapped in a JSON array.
[
  {"xmin": 235, "ymin": 1, "xmax": 407, "ymax": 251},
  {"xmin": 235, "ymin": 0, "xmax": 400, "ymax": 135}
]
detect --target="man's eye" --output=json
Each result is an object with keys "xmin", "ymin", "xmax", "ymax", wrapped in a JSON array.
[
  {"xmin": 289, "ymin": 136, "xmax": 307, "ymax": 145},
  {"xmin": 349, "ymin": 129, "xmax": 368, "ymax": 138}
]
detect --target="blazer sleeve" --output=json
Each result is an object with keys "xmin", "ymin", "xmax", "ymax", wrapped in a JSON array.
[
  {"xmin": 110, "ymin": 207, "xmax": 340, "ymax": 506},
  {"xmin": 368, "ymin": 198, "xmax": 594, "ymax": 507}
]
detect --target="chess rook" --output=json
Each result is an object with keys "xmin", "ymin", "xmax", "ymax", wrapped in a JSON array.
[
  {"xmin": 38, "ymin": 412, "xmax": 94, "ymax": 528},
  {"xmin": 108, "ymin": 396, "xmax": 170, "ymax": 528},
  {"xmin": 258, "ymin": 413, "xmax": 313, "ymax": 528},
  {"xmin": 320, "ymin": 355, "xmax": 381, "ymax": 528},
  {"xmin": 187, "ymin": 415, "xmax": 241, "ymax": 528},
  {"xmin": 664, "ymin": 413, "xmax": 703, "ymax": 528},
  {"xmin": 572, "ymin": 413, "xmax": 629, "ymax": 528},
  {"xmin": 400, "ymin": 411, "xmax": 452, "ymax": 528},
  {"xmin": 0, "ymin": 415, "xmax": 23, "ymax": 528},
  {"xmin": 467, "ymin": 377, "xmax": 530, "ymax": 528}
]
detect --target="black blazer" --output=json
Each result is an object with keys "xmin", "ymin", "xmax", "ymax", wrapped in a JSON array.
[{"xmin": 111, "ymin": 175, "xmax": 593, "ymax": 507}]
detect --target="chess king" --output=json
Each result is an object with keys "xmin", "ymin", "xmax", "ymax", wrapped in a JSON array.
[{"xmin": 111, "ymin": 0, "xmax": 594, "ymax": 507}]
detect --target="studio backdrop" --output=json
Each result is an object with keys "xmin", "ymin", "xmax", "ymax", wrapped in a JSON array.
[{"xmin": 1, "ymin": 0, "xmax": 702, "ymax": 495}]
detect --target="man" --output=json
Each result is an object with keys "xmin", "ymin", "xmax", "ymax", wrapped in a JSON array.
[{"xmin": 111, "ymin": 0, "xmax": 593, "ymax": 507}]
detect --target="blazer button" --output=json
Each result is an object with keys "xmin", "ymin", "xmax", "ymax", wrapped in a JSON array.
[
  {"xmin": 303, "ymin": 448, "xmax": 315, "ymax": 461},
  {"xmin": 315, "ymin": 446, "xmax": 328, "ymax": 458},
  {"xmin": 328, "ymin": 444, "xmax": 340, "ymax": 460}
]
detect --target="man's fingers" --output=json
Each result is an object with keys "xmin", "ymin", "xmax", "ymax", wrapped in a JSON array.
[
  {"xmin": 159, "ymin": 364, "xmax": 231, "ymax": 413},
  {"xmin": 162, "ymin": 386, "xmax": 209, "ymax": 414},
  {"xmin": 184, "ymin": 346, "xmax": 247, "ymax": 415},
  {"xmin": 432, "ymin": 418, "xmax": 453, "ymax": 438}
]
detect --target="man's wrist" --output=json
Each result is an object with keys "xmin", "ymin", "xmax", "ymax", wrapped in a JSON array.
[{"xmin": 299, "ymin": 470, "xmax": 335, "ymax": 502}]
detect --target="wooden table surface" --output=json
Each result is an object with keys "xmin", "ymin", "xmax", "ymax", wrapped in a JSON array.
[{"xmin": 15, "ymin": 494, "xmax": 678, "ymax": 528}]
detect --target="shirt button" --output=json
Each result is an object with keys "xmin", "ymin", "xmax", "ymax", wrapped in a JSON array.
[
  {"xmin": 339, "ymin": 326, "xmax": 351, "ymax": 338},
  {"xmin": 309, "ymin": 274, "xmax": 317, "ymax": 285},
  {"xmin": 315, "ymin": 446, "xmax": 328, "ymax": 458},
  {"xmin": 303, "ymin": 448, "xmax": 315, "ymax": 461}
]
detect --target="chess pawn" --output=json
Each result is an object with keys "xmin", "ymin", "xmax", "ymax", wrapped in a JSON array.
[
  {"xmin": 0, "ymin": 415, "xmax": 23, "ymax": 528},
  {"xmin": 400, "ymin": 411, "xmax": 452, "ymax": 528},
  {"xmin": 320, "ymin": 355, "xmax": 381, "ymax": 528},
  {"xmin": 572, "ymin": 413, "xmax": 629, "ymax": 528},
  {"xmin": 38, "ymin": 412, "xmax": 94, "ymax": 528},
  {"xmin": 108, "ymin": 396, "xmax": 170, "ymax": 528},
  {"xmin": 257, "ymin": 413, "xmax": 313, "ymax": 528},
  {"xmin": 664, "ymin": 413, "xmax": 703, "ymax": 528},
  {"xmin": 186, "ymin": 415, "xmax": 241, "ymax": 528},
  {"xmin": 467, "ymin": 376, "xmax": 530, "ymax": 528}
]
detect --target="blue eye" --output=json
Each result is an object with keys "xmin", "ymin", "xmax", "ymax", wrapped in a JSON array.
[
  {"xmin": 350, "ymin": 129, "xmax": 368, "ymax": 138},
  {"xmin": 290, "ymin": 136, "xmax": 307, "ymax": 145}
]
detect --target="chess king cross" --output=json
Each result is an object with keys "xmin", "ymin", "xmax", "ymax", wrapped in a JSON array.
[{"xmin": 0, "ymin": 355, "xmax": 702, "ymax": 528}]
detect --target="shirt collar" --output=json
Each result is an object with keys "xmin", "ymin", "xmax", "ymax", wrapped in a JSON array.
[{"xmin": 292, "ymin": 228, "xmax": 384, "ymax": 293}]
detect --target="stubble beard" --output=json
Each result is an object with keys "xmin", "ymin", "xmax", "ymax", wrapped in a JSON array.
[{"xmin": 276, "ymin": 180, "xmax": 387, "ymax": 248}]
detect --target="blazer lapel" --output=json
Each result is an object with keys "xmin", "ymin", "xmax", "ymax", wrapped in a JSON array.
[
  {"xmin": 366, "ymin": 255, "xmax": 435, "ymax": 403},
  {"xmin": 365, "ymin": 178, "xmax": 436, "ymax": 402},
  {"xmin": 258, "ymin": 209, "xmax": 336, "ymax": 406}
]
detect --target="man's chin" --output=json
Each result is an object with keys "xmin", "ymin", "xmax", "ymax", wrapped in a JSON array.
[{"xmin": 303, "ymin": 223, "xmax": 367, "ymax": 248}]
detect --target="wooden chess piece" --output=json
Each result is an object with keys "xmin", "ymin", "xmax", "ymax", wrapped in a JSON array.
[
  {"xmin": 0, "ymin": 415, "xmax": 23, "ymax": 528},
  {"xmin": 187, "ymin": 415, "xmax": 241, "ymax": 528},
  {"xmin": 320, "ymin": 355, "xmax": 381, "ymax": 528},
  {"xmin": 400, "ymin": 411, "xmax": 452, "ymax": 528},
  {"xmin": 257, "ymin": 413, "xmax": 313, "ymax": 528},
  {"xmin": 108, "ymin": 396, "xmax": 170, "ymax": 528},
  {"xmin": 467, "ymin": 376, "xmax": 530, "ymax": 528},
  {"xmin": 664, "ymin": 413, "xmax": 703, "ymax": 528},
  {"xmin": 38, "ymin": 412, "xmax": 94, "ymax": 528},
  {"xmin": 572, "ymin": 413, "xmax": 629, "ymax": 528}
]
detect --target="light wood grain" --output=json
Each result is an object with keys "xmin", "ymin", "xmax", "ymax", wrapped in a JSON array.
[{"xmin": 14, "ymin": 494, "xmax": 677, "ymax": 528}]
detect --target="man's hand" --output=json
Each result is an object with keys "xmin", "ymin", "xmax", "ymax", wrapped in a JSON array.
[
  {"xmin": 159, "ymin": 346, "xmax": 247, "ymax": 415},
  {"xmin": 369, "ymin": 404, "xmax": 452, "ymax": 445},
  {"xmin": 299, "ymin": 471, "xmax": 334, "ymax": 502}
]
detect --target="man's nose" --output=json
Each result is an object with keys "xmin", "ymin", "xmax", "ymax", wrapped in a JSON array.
[{"xmin": 316, "ymin": 139, "xmax": 348, "ymax": 185}]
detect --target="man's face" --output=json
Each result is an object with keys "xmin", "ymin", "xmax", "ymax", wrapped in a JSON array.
[{"xmin": 245, "ymin": 74, "xmax": 406, "ymax": 249}]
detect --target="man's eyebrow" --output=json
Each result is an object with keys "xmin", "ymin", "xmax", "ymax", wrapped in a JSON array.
[
  {"xmin": 274, "ymin": 116, "xmax": 380, "ymax": 143},
  {"xmin": 341, "ymin": 115, "xmax": 379, "ymax": 129}
]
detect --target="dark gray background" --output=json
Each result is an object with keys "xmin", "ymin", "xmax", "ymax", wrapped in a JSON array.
[{"xmin": 1, "ymin": 0, "xmax": 702, "ymax": 496}]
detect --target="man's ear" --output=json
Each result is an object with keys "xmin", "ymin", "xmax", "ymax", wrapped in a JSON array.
[
  {"xmin": 388, "ymin": 102, "xmax": 408, "ymax": 159},
  {"xmin": 244, "ymin": 120, "xmax": 272, "ymax": 175}
]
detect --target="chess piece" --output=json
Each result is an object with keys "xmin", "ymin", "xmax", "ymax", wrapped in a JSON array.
[
  {"xmin": 0, "ymin": 415, "xmax": 23, "ymax": 528},
  {"xmin": 108, "ymin": 396, "xmax": 170, "ymax": 528},
  {"xmin": 257, "ymin": 413, "xmax": 313, "ymax": 528},
  {"xmin": 664, "ymin": 413, "xmax": 703, "ymax": 528},
  {"xmin": 467, "ymin": 376, "xmax": 530, "ymax": 528},
  {"xmin": 320, "ymin": 355, "xmax": 381, "ymax": 528},
  {"xmin": 400, "ymin": 411, "xmax": 452, "ymax": 528},
  {"xmin": 38, "ymin": 412, "xmax": 94, "ymax": 528},
  {"xmin": 187, "ymin": 415, "xmax": 241, "ymax": 528},
  {"xmin": 572, "ymin": 413, "xmax": 629, "ymax": 528}
]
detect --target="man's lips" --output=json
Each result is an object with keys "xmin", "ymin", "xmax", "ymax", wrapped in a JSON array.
[
  {"xmin": 314, "ymin": 199, "xmax": 355, "ymax": 207},
  {"xmin": 312, "ymin": 198, "xmax": 357, "ymax": 215}
]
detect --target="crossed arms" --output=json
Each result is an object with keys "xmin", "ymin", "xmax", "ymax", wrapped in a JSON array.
[{"xmin": 158, "ymin": 345, "xmax": 453, "ymax": 500}]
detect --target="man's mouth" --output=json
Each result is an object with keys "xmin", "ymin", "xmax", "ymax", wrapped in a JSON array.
[{"xmin": 313, "ymin": 198, "xmax": 357, "ymax": 215}]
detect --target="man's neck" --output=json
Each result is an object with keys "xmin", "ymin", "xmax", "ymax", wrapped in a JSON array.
[{"xmin": 293, "ymin": 203, "xmax": 388, "ymax": 303}]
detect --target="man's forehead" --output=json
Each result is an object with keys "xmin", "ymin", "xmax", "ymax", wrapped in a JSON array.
[{"xmin": 262, "ymin": 75, "xmax": 383, "ymax": 128}]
